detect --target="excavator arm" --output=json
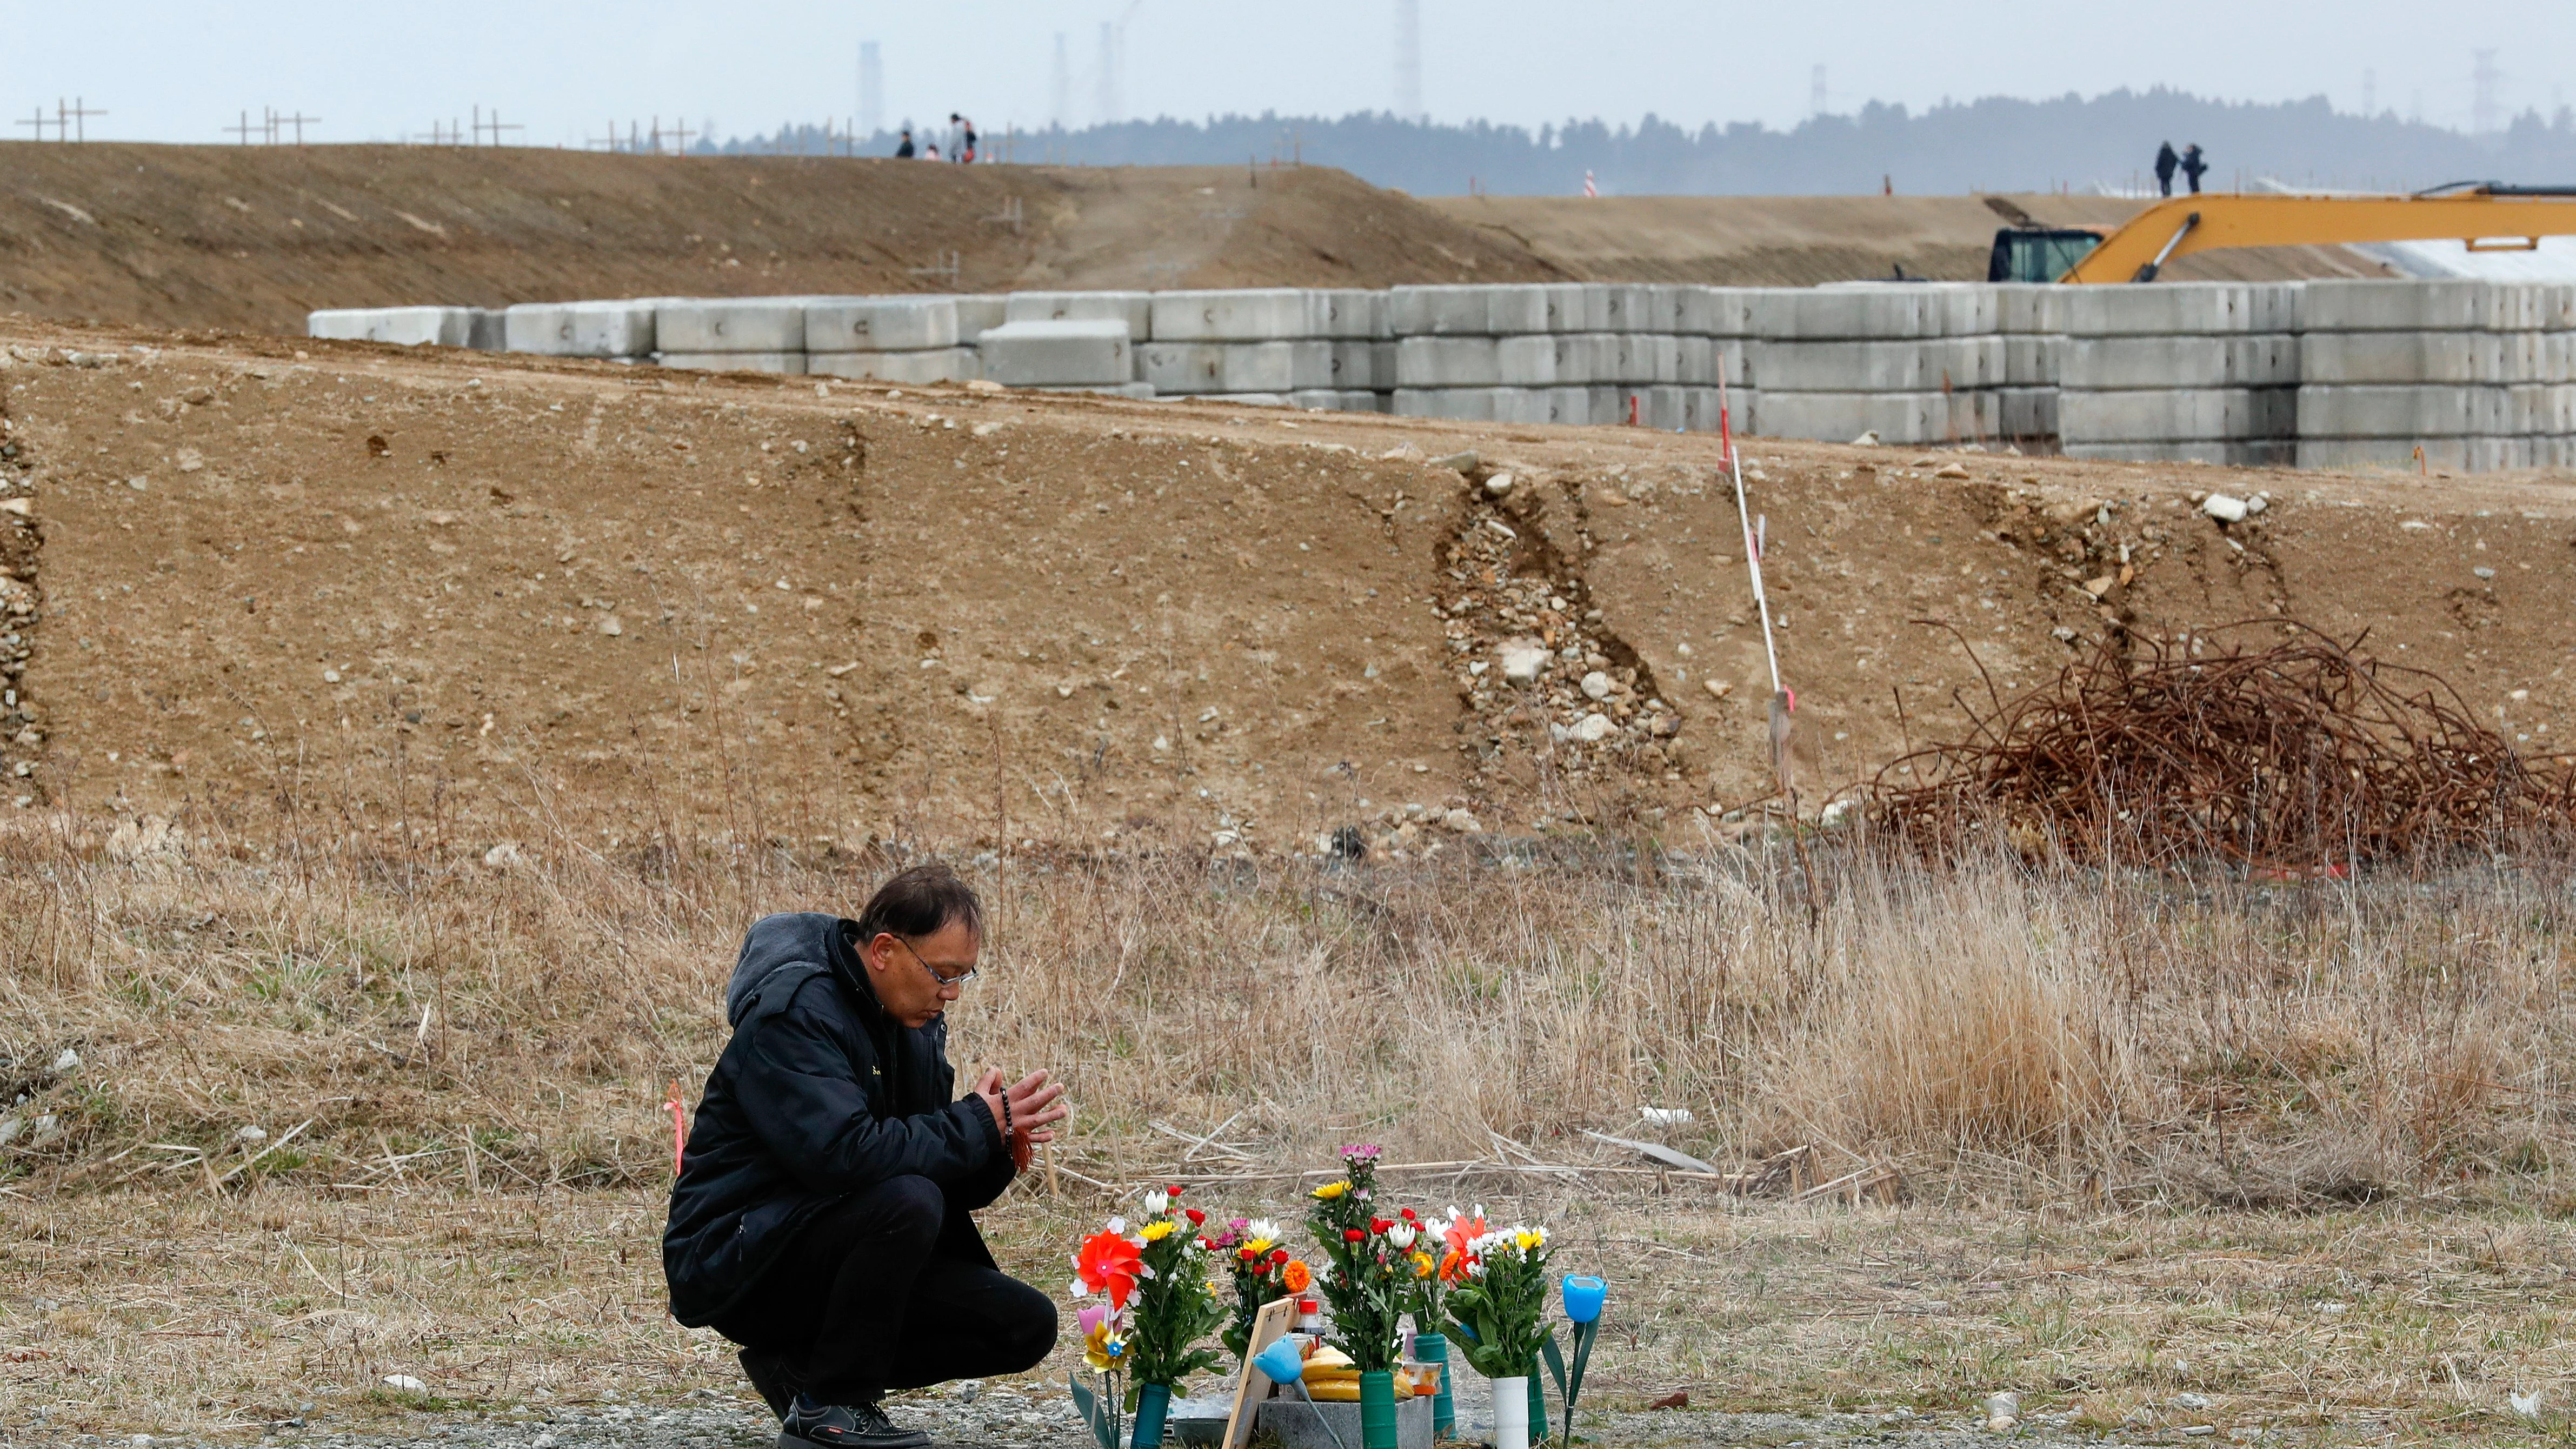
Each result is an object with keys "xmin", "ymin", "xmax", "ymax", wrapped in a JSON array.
[{"xmin": 2055, "ymin": 185, "xmax": 2576, "ymax": 283}]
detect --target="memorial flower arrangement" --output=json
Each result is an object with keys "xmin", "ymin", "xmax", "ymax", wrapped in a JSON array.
[
  {"xmin": 1445, "ymin": 1220, "xmax": 1554, "ymax": 1379},
  {"xmin": 1207, "ymin": 1215, "xmax": 1312, "ymax": 1362},
  {"xmin": 1304, "ymin": 1144, "xmax": 1408, "ymax": 1373},
  {"xmin": 1067, "ymin": 1186, "xmax": 1227, "ymax": 1449}
]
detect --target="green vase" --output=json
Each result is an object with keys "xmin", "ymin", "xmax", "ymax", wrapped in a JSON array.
[
  {"xmin": 1359, "ymin": 1370, "xmax": 1399, "ymax": 1449},
  {"xmin": 1413, "ymin": 1331, "xmax": 1454, "ymax": 1438},
  {"xmin": 1527, "ymin": 1367, "xmax": 1549, "ymax": 1444},
  {"xmin": 1131, "ymin": 1382, "xmax": 1172, "ymax": 1449}
]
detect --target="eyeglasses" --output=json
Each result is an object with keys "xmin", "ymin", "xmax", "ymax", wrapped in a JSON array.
[{"xmin": 895, "ymin": 934, "xmax": 979, "ymax": 988}]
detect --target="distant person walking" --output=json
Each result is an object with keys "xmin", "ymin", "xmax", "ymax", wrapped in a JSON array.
[
  {"xmin": 2180, "ymin": 143, "xmax": 2208, "ymax": 195},
  {"xmin": 894, "ymin": 128, "xmax": 915, "ymax": 159},
  {"xmin": 950, "ymin": 114, "xmax": 978, "ymax": 163},
  {"xmin": 2154, "ymin": 141, "xmax": 2179, "ymax": 197}
]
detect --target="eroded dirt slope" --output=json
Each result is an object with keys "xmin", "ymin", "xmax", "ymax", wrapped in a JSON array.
[
  {"xmin": 3, "ymin": 322, "xmax": 2573, "ymax": 853},
  {"xmin": 0, "ymin": 147, "xmax": 1555, "ymax": 336}
]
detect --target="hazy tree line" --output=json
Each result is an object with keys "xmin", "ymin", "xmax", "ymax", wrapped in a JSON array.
[{"xmin": 701, "ymin": 89, "xmax": 2576, "ymax": 196}]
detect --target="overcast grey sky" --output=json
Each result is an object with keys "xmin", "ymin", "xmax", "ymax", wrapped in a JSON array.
[{"xmin": 4, "ymin": 2, "xmax": 2570, "ymax": 148}]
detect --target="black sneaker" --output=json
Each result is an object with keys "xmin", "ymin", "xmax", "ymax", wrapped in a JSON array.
[
  {"xmin": 778, "ymin": 1397, "xmax": 929, "ymax": 1449},
  {"xmin": 739, "ymin": 1349, "xmax": 800, "ymax": 1421}
]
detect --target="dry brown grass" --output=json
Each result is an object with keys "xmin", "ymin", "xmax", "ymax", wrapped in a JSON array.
[{"xmin": 10, "ymin": 806, "xmax": 2576, "ymax": 1439}]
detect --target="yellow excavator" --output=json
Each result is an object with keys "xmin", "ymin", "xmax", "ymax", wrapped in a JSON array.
[{"xmin": 1986, "ymin": 183, "xmax": 2576, "ymax": 284}]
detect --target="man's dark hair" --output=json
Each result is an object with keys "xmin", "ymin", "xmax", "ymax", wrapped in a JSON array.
[{"xmin": 854, "ymin": 863, "xmax": 983, "ymax": 943}]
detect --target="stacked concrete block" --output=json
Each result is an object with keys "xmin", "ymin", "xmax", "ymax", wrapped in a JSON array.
[
  {"xmin": 308, "ymin": 306, "xmax": 479, "ymax": 348},
  {"xmin": 977, "ymin": 319, "xmax": 1142, "ymax": 392},
  {"xmin": 654, "ymin": 297, "xmax": 813, "ymax": 374},
  {"xmin": 503, "ymin": 300, "xmax": 661, "ymax": 360},
  {"xmin": 2295, "ymin": 280, "xmax": 2576, "ymax": 471},
  {"xmin": 1389, "ymin": 283, "xmax": 1737, "ymax": 429},
  {"xmin": 1006, "ymin": 291, "xmax": 1154, "ymax": 337},
  {"xmin": 805, "ymin": 296, "xmax": 981, "ymax": 383},
  {"xmin": 1137, "ymin": 289, "xmax": 1393, "ymax": 408},
  {"xmin": 2059, "ymin": 283, "xmax": 2301, "ymax": 466},
  {"xmin": 1743, "ymin": 283, "xmax": 2007, "ymax": 446}
]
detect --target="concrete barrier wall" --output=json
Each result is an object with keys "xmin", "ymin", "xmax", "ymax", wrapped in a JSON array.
[{"xmin": 310, "ymin": 279, "xmax": 2576, "ymax": 471}]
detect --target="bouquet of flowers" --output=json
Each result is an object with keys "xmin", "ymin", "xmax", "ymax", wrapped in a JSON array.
[
  {"xmin": 1068, "ymin": 1186, "xmax": 1228, "ymax": 1449},
  {"xmin": 1305, "ymin": 1144, "xmax": 1411, "ymax": 1373},
  {"xmin": 1400, "ymin": 1205, "xmax": 1449, "ymax": 1332},
  {"xmin": 1442, "ymin": 1218, "xmax": 1554, "ymax": 1382},
  {"xmin": 1206, "ymin": 1215, "xmax": 1313, "ymax": 1362}
]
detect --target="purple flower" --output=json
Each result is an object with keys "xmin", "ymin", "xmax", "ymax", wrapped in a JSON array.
[{"xmin": 1341, "ymin": 1143, "xmax": 1383, "ymax": 1164}]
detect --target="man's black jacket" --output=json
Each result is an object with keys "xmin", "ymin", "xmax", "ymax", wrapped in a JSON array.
[{"xmin": 663, "ymin": 912, "xmax": 1012, "ymax": 1327}]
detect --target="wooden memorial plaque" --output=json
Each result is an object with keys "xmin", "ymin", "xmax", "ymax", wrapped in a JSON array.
[{"xmin": 1219, "ymin": 1296, "xmax": 1299, "ymax": 1449}]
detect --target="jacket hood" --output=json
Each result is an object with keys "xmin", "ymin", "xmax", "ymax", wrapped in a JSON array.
[{"xmin": 726, "ymin": 912, "xmax": 880, "ymax": 1025}]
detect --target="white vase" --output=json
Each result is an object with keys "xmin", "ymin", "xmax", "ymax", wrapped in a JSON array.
[{"xmin": 1493, "ymin": 1375, "xmax": 1531, "ymax": 1449}]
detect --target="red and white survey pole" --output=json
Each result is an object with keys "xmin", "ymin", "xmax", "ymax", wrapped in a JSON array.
[{"xmin": 1715, "ymin": 364, "xmax": 1796, "ymax": 802}]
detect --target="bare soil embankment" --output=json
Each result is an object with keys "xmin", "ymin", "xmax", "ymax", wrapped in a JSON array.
[
  {"xmin": 0, "ymin": 146, "xmax": 1558, "ymax": 336},
  {"xmin": 2, "ymin": 321, "xmax": 2573, "ymax": 849},
  {"xmin": 1429, "ymin": 191, "xmax": 2397, "ymax": 285}
]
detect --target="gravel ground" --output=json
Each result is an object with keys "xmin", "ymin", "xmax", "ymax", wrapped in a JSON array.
[{"xmin": 12, "ymin": 1374, "xmax": 2288, "ymax": 1449}]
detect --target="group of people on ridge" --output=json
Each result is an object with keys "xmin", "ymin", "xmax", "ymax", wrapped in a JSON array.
[
  {"xmin": 2155, "ymin": 139, "xmax": 2209, "ymax": 196},
  {"xmin": 893, "ymin": 114, "xmax": 978, "ymax": 162}
]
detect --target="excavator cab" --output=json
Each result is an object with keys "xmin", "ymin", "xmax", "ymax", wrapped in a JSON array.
[{"xmin": 1987, "ymin": 227, "xmax": 2106, "ymax": 283}]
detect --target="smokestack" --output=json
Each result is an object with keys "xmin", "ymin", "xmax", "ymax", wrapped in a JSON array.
[
  {"xmin": 1393, "ymin": 0, "xmax": 1423, "ymax": 123},
  {"xmin": 859, "ymin": 41, "xmax": 883, "ymax": 137},
  {"xmin": 1052, "ymin": 32, "xmax": 1072, "ymax": 131},
  {"xmin": 1096, "ymin": 21, "xmax": 1121, "ymax": 127}
]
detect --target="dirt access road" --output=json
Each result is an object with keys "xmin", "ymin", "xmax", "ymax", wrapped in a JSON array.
[
  {"xmin": 2, "ymin": 321, "xmax": 2572, "ymax": 852},
  {"xmin": 0, "ymin": 146, "xmax": 1556, "ymax": 336}
]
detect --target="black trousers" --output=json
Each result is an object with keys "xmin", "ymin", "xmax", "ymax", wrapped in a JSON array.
[{"xmin": 711, "ymin": 1175, "xmax": 1057, "ymax": 1404}]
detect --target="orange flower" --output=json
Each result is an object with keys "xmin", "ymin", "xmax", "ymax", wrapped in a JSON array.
[
  {"xmin": 1437, "ymin": 1249, "xmax": 1468, "ymax": 1283},
  {"xmin": 1282, "ymin": 1258, "xmax": 1312, "ymax": 1293},
  {"xmin": 1076, "ymin": 1229, "xmax": 1144, "ymax": 1309}
]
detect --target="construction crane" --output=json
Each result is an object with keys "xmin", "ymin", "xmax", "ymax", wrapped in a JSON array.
[{"xmin": 1986, "ymin": 183, "xmax": 2576, "ymax": 284}]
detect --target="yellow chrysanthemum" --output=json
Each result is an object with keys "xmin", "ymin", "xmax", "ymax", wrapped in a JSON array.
[
  {"xmin": 1139, "ymin": 1220, "xmax": 1176, "ymax": 1242},
  {"xmin": 1313, "ymin": 1180, "xmax": 1351, "ymax": 1200},
  {"xmin": 1410, "ymin": 1251, "xmax": 1435, "ymax": 1279},
  {"xmin": 1514, "ymin": 1229, "xmax": 1545, "ymax": 1252},
  {"xmin": 1243, "ymin": 1238, "xmax": 1275, "ymax": 1255}
]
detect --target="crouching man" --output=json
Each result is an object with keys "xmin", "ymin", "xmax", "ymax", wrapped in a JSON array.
[{"xmin": 665, "ymin": 865, "xmax": 1068, "ymax": 1449}]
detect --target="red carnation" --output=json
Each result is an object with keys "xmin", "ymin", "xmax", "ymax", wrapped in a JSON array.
[
  {"xmin": 1400, "ymin": 1208, "xmax": 1417, "ymax": 1221},
  {"xmin": 1343, "ymin": 1228, "xmax": 1365, "ymax": 1242},
  {"xmin": 1369, "ymin": 1218, "xmax": 1393, "ymax": 1234},
  {"xmin": 1239, "ymin": 1245, "xmax": 1257, "ymax": 1260},
  {"xmin": 1167, "ymin": 1184, "xmax": 1185, "ymax": 1197},
  {"xmin": 1185, "ymin": 1208, "xmax": 1206, "ymax": 1225},
  {"xmin": 1270, "ymin": 1247, "xmax": 1290, "ymax": 1265}
]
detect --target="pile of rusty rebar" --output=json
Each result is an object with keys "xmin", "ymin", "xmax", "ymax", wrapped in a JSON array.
[{"xmin": 1871, "ymin": 623, "xmax": 2574, "ymax": 866}]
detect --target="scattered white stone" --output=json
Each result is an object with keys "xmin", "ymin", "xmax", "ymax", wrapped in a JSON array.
[
  {"xmin": 1210, "ymin": 829, "xmax": 1241, "ymax": 848},
  {"xmin": 2473, "ymin": 566, "xmax": 2497, "ymax": 580},
  {"xmin": 1573, "ymin": 713, "xmax": 1615, "ymax": 743},
  {"xmin": 1482, "ymin": 471, "xmax": 1514, "ymax": 499},
  {"xmin": 1580, "ymin": 670, "xmax": 1613, "ymax": 701},
  {"xmin": 1983, "ymin": 1391, "xmax": 2020, "ymax": 1432},
  {"xmin": 1818, "ymin": 800, "xmax": 1854, "ymax": 828},
  {"xmin": 383, "ymin": 1375, "xmax": 428, "ymax": 1392},
  {"xmin": 1702, "ymin": 677, "xmax": 1733, "ymax": 699},
  {"xmin": 2201, "ymin": 493, "xmax": 2249, "ymax": 523},
  {"xmin": 1640, "ymin": 1106, "xmax": 1694, "ymax": 1125},
  {"xmin": 322, "ymin": 668, "xmax": 341, "ymax": 684},
  {"xmin": 481, "ymin": 842, "xmax": 525, "ymax": 869},
  {"xmin": 1497, "ymin": 644, "xmax": 1550, "ymax": 683},
  {"xmin": 2246, "ymin": 494, "xmax": 2269, "ymax": 515},
  {"xmin": 598, "ymin": 615, "xmax": 623, "ymax": 636},
  {"xmin": 1151, "ymin": 735, "xmax": 1170, "ymax": 752},
  {"xmin": 1441, "ymin": 808, "xmax": 1481, "ymax": 834},
  {"xmin": 1849, "ymin": 430, "xmax": 1881, "ymax": 447},
  {"xmin": 236, "ymin": 1125, "xmax": 267, "ymax": 1142},
  {"xmin": 2511, "ymin": 1390, "xmax": 2544, "ymax": 1419},
  {"xmin": 2172, "ymin": 1393, "xmax": 2213, "ymax": 1411},
  {"xmin": 51, "ymin": 1048, "xmax": 78, "ymax": 1072},
  {"xmin": 176, "ymin": 448, "xmax": 204, "ymax": 473}
]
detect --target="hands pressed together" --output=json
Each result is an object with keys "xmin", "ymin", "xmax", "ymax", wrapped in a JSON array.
[{"xmin": 973, "ymin": 1068, "xmax": 1069, "ymax": 1174}]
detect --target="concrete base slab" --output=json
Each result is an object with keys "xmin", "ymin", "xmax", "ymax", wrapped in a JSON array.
[
  {"xmin": 1023, "ymin": 381, "xmax": 1158, "ymax": 398},
  {"xmin": 1994, "ymin": 284, "xmax": 2070, "ymax": 335},
  {"xmin": 806, "ymin": 348, "xmax": 980, "ymax": 383},
  {"xmin": 1396, "ymin": 336, "xmax": 1501, "ymax": 388},
  {"xmin": 1290, "ymin": 388, "xmax": 1387, "ymax": 412},
  {"xmin": 1147, "ymin": 288, "xmax": 1387, "ymax": 341},
  {"xmin": 2298, "ymin": 331, "xmax": 2564, "ymax": 385},
  {"xmin": 804, "ymin": 297, "xmax": 960, "ymax": 353},
  {"xmin": 655, "ymin": 351, "xmax": 808, "ymax": 375},
  {"xmin": 1254, "ymin": 1394, "xmax": 1432, "ymax": 1449},
  {"xmin": 308, "ymin": 306, "xmax": 474, "ymax": 347},
  {"xmin": 2303, "ymin": 279, "xmax": 2576, "ymax": 333},
  {"xmin": 979, "ymin": 319, "xmax": 1135, "ymax": 387},
  {"xmin": 2059, "ymin": 387, "xmax": 2296, "ymax": 443},
  {"xmin": 2060, "ymin": 334, "xmax": 2299, "ymax": 390},
  {"xmin": 1004, "ymin": 290, "xmax": 1154, "ymax": 338},
  {"xmin": 467, "ymin": 308, "xmax": 508, "ymax": 350},
  {"xmin": 655, "ymin": 299, "xmax": 809, "ymax": 354},
  {"xmin": 503, "ymin": 300, "xmax": 659, "ymax": 358},
  {"xmin": 1997, "ymin": 386, "xmax": 2060, "ymax": 440},
  {"xmin": 1135, "ymin": 341, "xmax": 1334, "ymax": 394}
]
